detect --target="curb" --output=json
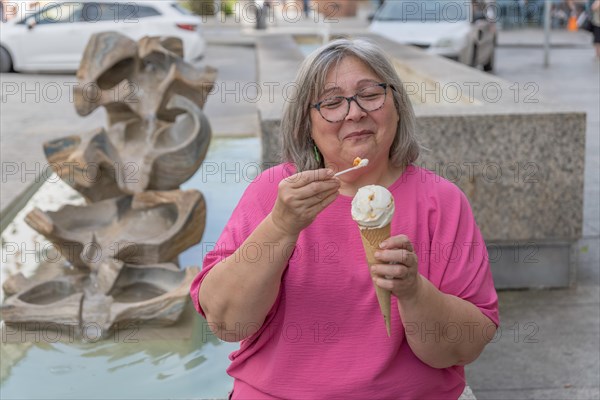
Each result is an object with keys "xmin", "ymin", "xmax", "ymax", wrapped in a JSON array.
[{"xmin": 0, "ymin": 167, "xmax": 50, "ymax": 234}]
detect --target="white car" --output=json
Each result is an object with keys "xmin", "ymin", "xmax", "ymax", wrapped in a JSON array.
[
  {"xmin": 0, "ymin": 0, "xmax": 206, "ymax": 73},
  {"xmin": 369, "ymin": 0, "xmax": 496, "ymax": 71}
]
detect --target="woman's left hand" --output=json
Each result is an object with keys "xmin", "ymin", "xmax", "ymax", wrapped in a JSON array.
[{"xmin": 372, "ymin": 235, "xmax": 420, "ymax": 301}]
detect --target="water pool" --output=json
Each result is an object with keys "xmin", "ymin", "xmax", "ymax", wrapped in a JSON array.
[{"xmin": 1, "ymin": 137, "xmax": 261, "ymax": 399}]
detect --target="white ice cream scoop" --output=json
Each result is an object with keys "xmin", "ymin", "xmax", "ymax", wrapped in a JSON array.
[
  {"xmin": 351, "ymin": 184, "xmax": 395, "ymax": 229},
  {"xmin": 334, "ymin": 159, "xmax": 369, "ymax": 177}
]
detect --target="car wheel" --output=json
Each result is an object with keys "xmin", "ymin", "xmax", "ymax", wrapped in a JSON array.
[
  {"xmin": 0, "ymin": 47, "xmax": 13, "ymax": 73},
  {"xmin": 483, "ymin": 50, "xmax": 494, "ymax": 72}
]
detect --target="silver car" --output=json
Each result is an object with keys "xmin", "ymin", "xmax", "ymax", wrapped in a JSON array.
[{"xmin": 369, "ymin": 0, "xmax": 497, "ymax": 71}]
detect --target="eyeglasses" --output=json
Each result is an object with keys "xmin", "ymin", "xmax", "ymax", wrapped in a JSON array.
[{"xmin": 311, "ymin": 83, "xmax": 390, "ymax": 123}]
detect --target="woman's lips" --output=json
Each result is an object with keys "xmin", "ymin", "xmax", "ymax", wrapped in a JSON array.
[{"xmin": 343, "ymin": 130, "xmax": 373, "ymax": 140}]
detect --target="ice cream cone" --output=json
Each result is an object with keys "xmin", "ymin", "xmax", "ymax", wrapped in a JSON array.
[
  {"xmin": 351, "ymin": 185, "xmax": 395, "ymax": 337},
  {"xmin": 359, "ymin": 224, "xmax": 392, "ymax": 337}
]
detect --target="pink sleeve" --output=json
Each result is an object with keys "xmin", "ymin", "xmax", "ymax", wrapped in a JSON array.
[
  {"xmin": 427, "ymin": 182, "xmax": 499, "ymax": 327},
  {"xmin": 189, "ymin": 169, "xmax": 280, "ymax": 319}
]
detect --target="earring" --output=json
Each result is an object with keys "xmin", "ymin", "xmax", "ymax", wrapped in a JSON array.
[{"xmin": 313, "ymin": 145, "xmax": 321, "ymax": 164}]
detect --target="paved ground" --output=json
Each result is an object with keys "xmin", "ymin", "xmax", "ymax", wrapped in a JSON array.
[
  {"xmin": 0, "ymin": 13, "xmax": 598, "ymax": 399},
  {"xmin": 464, "ymin": 44, "xmax": 600, "ymax": 399},
  {"xmin": 0, "ymin": 73, "xmax": 107, "ymax": 226}
]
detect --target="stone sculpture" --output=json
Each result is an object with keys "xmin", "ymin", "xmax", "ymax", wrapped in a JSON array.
[
  {"xmin": 1, "ymin": 32, "xmax": 216, "ymax": 338},
  {"xmin": 44, "ymin": 33, "xmax": 216, "ymax": 201}
]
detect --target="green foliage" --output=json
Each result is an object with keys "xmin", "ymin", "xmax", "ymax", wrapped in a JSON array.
[
  {"xmin": 221, "ymin": 0, "xmax": 235, "ymax": 15},
  {"xmin": 184, "ymin": 0, "xmax": 216, "ymax": 16},
  {"xmin": 183, "ymin": 0, "xmax": 236, "ymax": 16}
]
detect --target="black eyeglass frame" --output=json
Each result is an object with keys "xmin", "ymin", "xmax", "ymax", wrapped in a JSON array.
[{"xmin": 311, "ymin": 83, "xmax": 393, "ymax": 123}]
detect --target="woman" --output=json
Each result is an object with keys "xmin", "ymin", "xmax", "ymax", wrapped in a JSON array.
[{"xmin": 191, "ymin": 39, "xmax": 499, "ymax": 399}]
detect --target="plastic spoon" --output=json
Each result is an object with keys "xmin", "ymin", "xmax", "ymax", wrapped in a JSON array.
[{"xmin": 334, "ymin": 159, "xmax": 369, "ymax": 177}]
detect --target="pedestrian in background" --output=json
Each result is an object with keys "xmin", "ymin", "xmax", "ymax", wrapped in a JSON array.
[
  {"xmin": 303, "ymin": 0, "xmax": 310, "ymax": 17},
  {"xmin": 591, "ymin": 0, "xmax": 600, "ymax": 58}
]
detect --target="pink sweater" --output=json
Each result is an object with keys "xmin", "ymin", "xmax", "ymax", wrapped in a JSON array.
[{"xmin": 190, "ymin": 164, "xmax": 499, "ymax": 399}]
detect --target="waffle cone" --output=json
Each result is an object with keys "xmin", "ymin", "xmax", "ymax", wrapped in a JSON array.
[{"xmin": 359, "ymin": 223, "xmax": 392, "ymax": 336}]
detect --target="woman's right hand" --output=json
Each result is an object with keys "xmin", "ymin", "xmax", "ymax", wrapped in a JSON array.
[{"xmin": 270, "ymin": 168, "xmax": 340, "ymax": 237}]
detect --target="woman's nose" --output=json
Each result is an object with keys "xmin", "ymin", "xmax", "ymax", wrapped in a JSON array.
[{"xmin": 345, "ymin": 98, "xmax": 367, "ymax": 121}]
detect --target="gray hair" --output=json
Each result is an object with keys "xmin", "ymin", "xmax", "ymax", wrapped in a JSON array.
[{"xmin": 281, "ymin": 38, "xmax": 420, "ymax": 172}]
